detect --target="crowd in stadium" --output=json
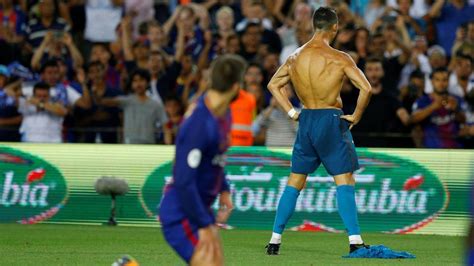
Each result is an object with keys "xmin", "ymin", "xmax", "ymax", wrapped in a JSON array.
[{"xmin": 0, "ymin": 0, "xmax": 472, "ymax": 148}]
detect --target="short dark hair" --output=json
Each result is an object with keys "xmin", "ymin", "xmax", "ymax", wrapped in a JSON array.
[
  {"xmin": 40, "ymin": 60, "xmax": 59, "ymax": 73},
  {"xmin": 430, "ymin": 67, "xmax": 449, "ymax": 79},
  {"xmin": 92, "ymin": 42, "xmax": 109, "ymax": 51},
  {"xmin": 130, "ymin": 68, "xmax": 151, "ymax": 84},
  {"xmin": 365, "ymin": 56, "xmax": 383, "ymax": 65},
  {"xmin": 33, "ymin": 82, "xmax": 50, "ymax": 94},
  {"xmin": 210, "ymin": 55, "xmax": 247, "ymax": 92},
  {"xmin": 241, "ymin": 22, "xmax": 261, "ymax": 36},
  {"xmin": 312, "ymin": 7, "xmax": 338, "ymax": 31},
  {"xmin": 246, "ymin": 62, "xmax": 263, "ymax": 72},
  {"xmin": 409, "ymin": 69, "xmax": 425, "ymax": 80},
  {"xmin": 456, "ymin": 52, "xmax": 473, "ymax": 64},
  {"xmin": 87, "ymin": 60, "xmax": 105, "ymax": 71},
  {"xmin": 164, "ymin": 94, "xmax": 181, "ymax": 103}
]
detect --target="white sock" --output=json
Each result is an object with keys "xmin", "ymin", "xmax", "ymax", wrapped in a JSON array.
[
  {"xmin": 349, "ymin": 235, "xmax": 363, "ymax": 245},
  {"xmin": 269, "ymin": 232, "xmax": 282, "ymax": 244}
]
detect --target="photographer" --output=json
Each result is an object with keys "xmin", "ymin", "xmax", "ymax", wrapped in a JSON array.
[
  {"xmin": 411, "ymin": 67, "xmax": 466, "ymax": 148},
  {"xmin": 25, "ymin": 0, "xmax": 71, "ymax": 49},
  {"xmin": 17, "ymin": 82, "xmax": 68, "ymax": 143},
  {"xmin": 30, "ymin": 31, "xmax": 84, "ymax": 73}
]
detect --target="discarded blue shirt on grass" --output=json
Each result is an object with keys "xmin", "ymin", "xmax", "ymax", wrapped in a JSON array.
[{"xmin": 343, "ymin": 245, "xmax": 416, "ymax": 259}]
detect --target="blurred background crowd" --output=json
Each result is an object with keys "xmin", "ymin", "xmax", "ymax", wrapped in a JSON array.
[{"xmin": 0, "ymin": 0, "xmax": 472, "ymax": 148}]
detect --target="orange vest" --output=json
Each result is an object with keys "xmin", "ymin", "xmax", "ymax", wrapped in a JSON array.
[{"xmin": 230, "ymin": 90, "xmax": 256, "ymax": 146}]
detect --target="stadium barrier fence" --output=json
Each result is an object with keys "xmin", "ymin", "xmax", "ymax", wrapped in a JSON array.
[{"xmin": 0, "ymin": 143, "xmax": 471, "ymax": 235}]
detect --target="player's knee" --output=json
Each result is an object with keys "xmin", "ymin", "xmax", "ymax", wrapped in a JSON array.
[
  {"xmin": 333, "ymin": 173, "xmax": 355, "ymax": 186},
  {"xmin": 287, "ymin": 173, "xmax": 308, "ymax": 190}
]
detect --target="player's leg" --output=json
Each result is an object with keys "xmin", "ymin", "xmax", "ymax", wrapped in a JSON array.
[
  {"xmin": 190, "ymin": 226, "xmax": 223, "ymax": 266},
  {"xmin": 333, "ymin": 172, "xmax": 365, "ymax": 249},
  {"xmin": 270, "ymin": 173, "xmax": 307, "ymax": 240},
  {"xmin": 267, "ymin": 112, "xmax": 320, "ymax": 254},
  {"xmin": 161, "ymin": 219, "xmax": 205, "ymax": 265},
  {"xmin": 266, "ymin": 173, "xmax": 307, "ymax": 255},
  {"xmin": 318, "ymin": 110, "xmax": 367, "ymax": 251}
]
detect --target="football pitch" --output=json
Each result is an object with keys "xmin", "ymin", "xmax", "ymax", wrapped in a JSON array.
[{"xmin": 0, "ymin": 224, "xmax": 464, "ymax": 265}]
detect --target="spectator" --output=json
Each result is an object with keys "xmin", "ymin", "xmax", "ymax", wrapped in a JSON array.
[
  {"xmin": 236, "ymin": 2, "xmax": 272, "ymax": 32},
  {"xmin": 0, "ymin": 0, "xmax": 27, "ymax": 44},
  {"xmin": 17, "ymin": 82, "xmax": 68, "ymax": 143},
  {"xmin": 124, "ymin": 0, "xmax": 154, "ymax": 38},
  {"xmin": 334, "ymin": 22, "xmax": 356, "ymax": 51},
  {"xmin": 400, "ymin": 69, "xmax": 426, "ymax": 111},
  {"xmin": 147, "ymin": 50, "xmax": 182, "ymax": 102},
  {"xmin": 262, "ymin": 51, "xmax": 280, "ymax": 85},
  {"xmin": 448, "ymin": 53, "xmax": 473, "ymax": 97},
  {"xmin": 121, "ymin": 15, "xmax": 150, "ymax": 72},
  {"xmin": 164, "ymin": 5, "xmax": 206, "ymax": 62},
  {"xmin": 427, "ymin": 45, "xmax": 448, "ymax": 69},
  {"xmin": 95, "ymin": 68, "xmax": 167, "ymax": 144},
  {"xmin": 247, "ymin": 83, "xmax": 265, "ymax": 113},
  {"xmin": 22, "ymin": 60, "xmax": 91, "ymax": 109},
  {"xmin": 424, "ymin": 44, "xmax": 449, "ymax": 93},
  {"xmin": 26, "ymin": 0, "xmax": 71, "ymax": 48},
  {"xmin": 244, "ymin": 62, "xmax": 264, "ymax": 88},
  {"xmin": 252, "ymin": 90, "xmax": 298, "ymax": 147},
  {"xmin": 0, "ymin": 65, "xmax": 21, "ymax": 141},
  {"xmin": 351, "ymin": 57, "xmax": 410, "ymax": 147},
  {"xmin": 244, "ymin": 63, "xmax": 265, "ymax": 111},
  {"xmin": 89, "ymin": 42, "xmax": 121, "ymax": 90},
  {"xmin": 177, "ymin": 54, "xmax": 198, "ymax": 103},
  {"xmin": 75, "ymin": 61, "xmax": 121, "ymax": 143},
  {"xmin": 280, "ymin": 21, "xmax": 313, "ymax": 64},
  {"xmin": 31, "ymin": 31, "xmax": 84, "ymax": 72},
  {"xmin": 411, "ymin": 67, "xmax": 466, "ymax": 148},
  {"xmin": 147, "ymin": 20, "xmax": 170, "ymax": 53},
  {"xmin": 397, "ymin": 0, "xmax": 426, "ymax": 40},
  {"xmin": 215, "ymin": 6, "xmax": 235, "ymax": 42},
  {"xmin": 429, "ymin": 0, "xmax": 474, "ymax": 56},
  {"xmin": 399, "ymin": 35, "xmax": 430, "ymax": 88},
  {"xmin": 450, "ymin": 21, "xmax": 473, "ymax": 57},
  {"xmin": 163, "ymin": 95, "xmax": 184, "ymax": 145},
  {"xmin": 225, "ymin": 33, "xmax": 240, "ymax": 54},
  {"xmin": 277, "ymin": 2, "xmax": 313, "ymax": 47},
  {"xmin": 230, "ymin": 88, "xmax": 256, "ymax": 146},
  {"xmin": 362, "ymin": 0, "xmax": 386, "ymax": 29},
  {"xmin": 352, "ymin": 27, "xmax": 370, "ymax": 69},
  {"xmin": 239, "ymin": 22, "xmax": 262, "ymax": 61},
  {"xmin": 84, "ymin": 0, "xmax": 123, "ymax": 43},
  {"xmin": 369, "ymin": 23, "xmax": 411, "ymax": 95}
]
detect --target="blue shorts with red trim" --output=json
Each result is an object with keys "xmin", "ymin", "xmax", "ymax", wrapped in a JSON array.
[
  {"xmin": 161, "ymin": 219, "xmax": 199, "ymax": 263},
  {"xmin": 292, "ymin": 109, "xmax": 359, "ymax": 175}
]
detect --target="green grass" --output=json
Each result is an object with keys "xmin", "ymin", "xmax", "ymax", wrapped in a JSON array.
[{"xmin": 0, "ymin": 224, "xmax": 464, "ymax": 265}]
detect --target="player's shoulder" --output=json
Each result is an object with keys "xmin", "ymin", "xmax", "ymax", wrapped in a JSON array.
[
  {"xmin": 286, "ymin": 47, "xmax": 303, "ymax": 65},
  {"xmin": 289, "ymin": 46, "xmax": 304, "ymax": 58},
  {"xmin": 182, "ymin": 100, "xmax": 212, "ymax": 128},
  {"xmin": 333, "ymin": 49, "xmax": 355, "ymax": 65}
]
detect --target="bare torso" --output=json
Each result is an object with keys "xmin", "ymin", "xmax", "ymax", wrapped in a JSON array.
[{"xmin": 288, "ymin": 41, "xmax": 348, "ymax": 109}]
